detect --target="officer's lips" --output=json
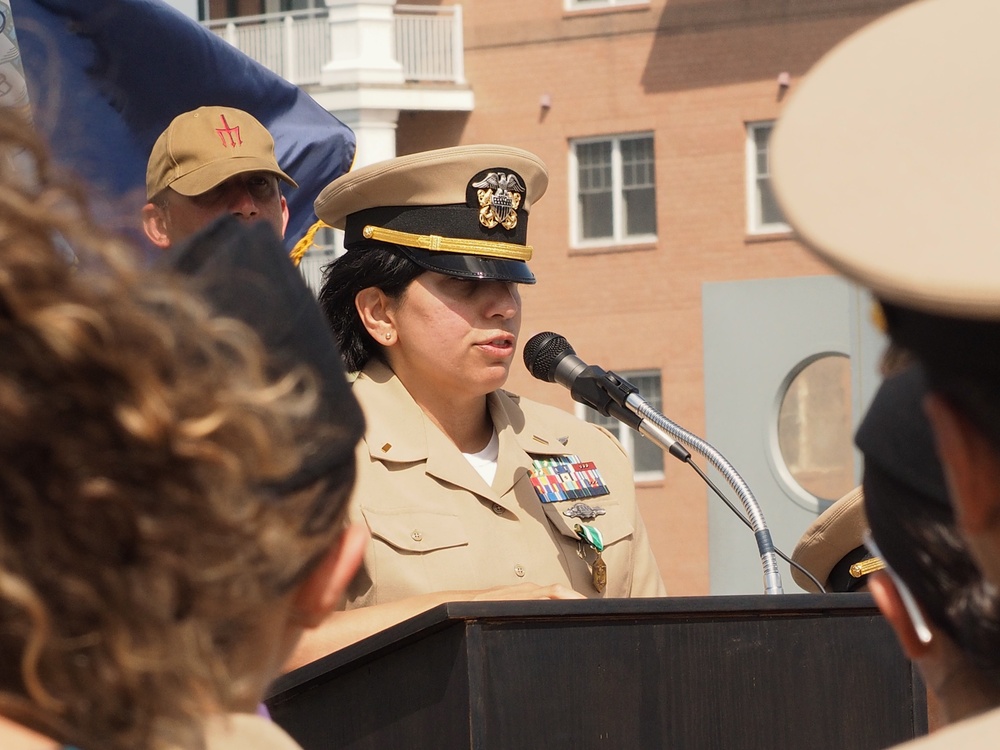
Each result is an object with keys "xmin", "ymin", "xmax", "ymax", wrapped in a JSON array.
[{"xmin": 477, "ymin": 332, "xmax": 515, "ymax": 356}]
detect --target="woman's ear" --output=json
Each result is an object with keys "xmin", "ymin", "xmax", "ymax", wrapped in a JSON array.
[
  {"xmin": 868, "ymin": 571, "xmax": 933, "ymax": 661},
  {"xmin": 355, "ymin": 286, "xmax": 395, "ymax": 345}
]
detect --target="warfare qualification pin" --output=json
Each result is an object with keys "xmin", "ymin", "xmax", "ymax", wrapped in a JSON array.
[{"xmin": 563, "ymin": 502, "xmax": 607, "ymax": 521}]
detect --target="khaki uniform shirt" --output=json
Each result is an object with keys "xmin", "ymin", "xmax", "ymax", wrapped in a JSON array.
[
  {"xmin": 890, "ymin": 707, "xmax": 1000, "ymax": 748},
  {"xmin": 345, "ymin": 361, "xmax": 667, "ymax": 610}
]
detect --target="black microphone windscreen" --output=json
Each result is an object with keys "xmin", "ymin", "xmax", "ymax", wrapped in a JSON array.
[{"xmin": 523, "ymin": 331, "xmax": 574, "ymax": 382}]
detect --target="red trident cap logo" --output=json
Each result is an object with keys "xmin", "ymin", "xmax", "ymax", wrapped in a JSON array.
[{"xmin": 214, "ymin": 114, "xmax": 244, "ymax": 148}]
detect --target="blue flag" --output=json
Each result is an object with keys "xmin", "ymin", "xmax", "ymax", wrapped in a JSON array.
[{"xmin": 14, "ymin": 0, "xmax": 355, "ymax": 254}]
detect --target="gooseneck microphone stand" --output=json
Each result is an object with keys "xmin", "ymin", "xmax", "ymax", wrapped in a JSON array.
[{"xmin": 524, "ymin": 332, "xmax": 784, "ymax": 595}]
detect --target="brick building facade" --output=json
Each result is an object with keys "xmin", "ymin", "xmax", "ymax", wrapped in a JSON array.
[
  {"xmin": 393, "ymin": 0, "xmax": 908, "ymax": 594},
  {"xmin": 200, "ymin": 0, "xmax": 909, "ymax": 594}
]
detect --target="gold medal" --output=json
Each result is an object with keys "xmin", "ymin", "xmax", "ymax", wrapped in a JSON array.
[
  {"xmin": 574, "ymin": 523, "xmax": 607, "ymax": 593},
  {"xmin": 592, "ymin": 550, "xmax": 607, "ymax": 593}
]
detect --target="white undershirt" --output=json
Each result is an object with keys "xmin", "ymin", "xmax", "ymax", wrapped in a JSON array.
[{"xmin": 462, "ymin": 430, "xmax": 499, "ymax": 486}]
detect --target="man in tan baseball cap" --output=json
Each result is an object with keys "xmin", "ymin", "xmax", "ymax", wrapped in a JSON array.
[
  {"xmin": 772, "ymin": 0, "xmax": 1000, "ymax": 745},
  {"xmin": 141, "ymin": 106, "xmax": 297, "ymax": 249}
]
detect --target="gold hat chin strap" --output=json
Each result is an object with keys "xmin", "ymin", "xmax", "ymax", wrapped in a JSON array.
[
  {"xmin": 849, "ymin": 556, "xmax": 886, "ymax": 579},
  {"xmin": 362, "ymin": 225, "xmax": 533, "ymax": 262}
]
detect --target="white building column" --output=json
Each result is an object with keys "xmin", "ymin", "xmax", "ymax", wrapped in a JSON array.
[
  {"xmin": 310, "ymin": 0, "xmax": 474, "ymax": 165},
  {"xmin": 322, "ymin": 0, "xmax": 404, "ymax": 88},
  {"xmin": 337, "ymin": 108, "xmax": 400, "ymax": 168}
]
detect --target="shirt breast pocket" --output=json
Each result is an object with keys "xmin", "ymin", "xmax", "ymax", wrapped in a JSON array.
[
  {"xmin": 359, "ymin": 506, "xmax": 475, "ymax": 601},
  {"xmin": 362, "ymin": 507, "xmax": 469, "ymax": 553}
]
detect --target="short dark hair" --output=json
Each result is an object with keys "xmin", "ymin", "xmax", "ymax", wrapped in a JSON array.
[
  {"xmin": 865, "ymin": 465, "xmax": 1000, "ymax": 683},
  {"xmin": 928, "ymin": 373, "xmax": 1000, "ymax": 458},
  {"xmin": 858, "ymin": 366, "xmax": 1000, "ymax": 684},
  {"xmin": 882, "ymin": 302, "xmax": 1000, "ymax": 452},
  {"xmin": 317, "ymin": 243, "xmax": 422, "ymax": 372}
]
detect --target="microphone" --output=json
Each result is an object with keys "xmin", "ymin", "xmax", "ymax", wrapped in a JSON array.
[
  {"xmin": 523, "ymin": 331, "xmax": 586, "ymax": 388},
  {"xmin": 523, "ymin": 331, "xmax": 784, "ymax": 595},
  {"xmin": 523, "ymin": 332, "xmax": 690, "ymax": 461}
]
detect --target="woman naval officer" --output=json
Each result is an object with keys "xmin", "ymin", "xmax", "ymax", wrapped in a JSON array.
[{"xmin": 288, "ymin": 145, "xmax": 666, "ymax": 667}]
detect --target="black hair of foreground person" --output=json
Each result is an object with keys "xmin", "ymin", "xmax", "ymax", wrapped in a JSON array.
[{"xmin": 858, "ymin": 365, "xmax": 1000, "ymax": 723}]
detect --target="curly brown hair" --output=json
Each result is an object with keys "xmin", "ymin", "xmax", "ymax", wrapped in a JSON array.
[{"xmin": 0, "ymin": 111, "xmax": 352, "ymax": 749}]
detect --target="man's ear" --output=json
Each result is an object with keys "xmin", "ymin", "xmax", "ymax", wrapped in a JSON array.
[
  {"xmin": 355, "ymin": 286, "xmax": 395, "ymax": 344},
  {"xmin": 291, "ymin": 523, "xmax": 369, "ymax": 629},
  {"xmin": 141, "ymin": 202, "xmax": 172, "ymax": 249},
  {"xmin": 924, "ymin": 393, "xmax": 1000, "ymax": 533},
  {"xmin": 280, "ymin": 195, "xmax": 289, "ymax": 236},
  {"xmin": 869, "ymin": 571, "xmax": 933, "ymax": 661}
]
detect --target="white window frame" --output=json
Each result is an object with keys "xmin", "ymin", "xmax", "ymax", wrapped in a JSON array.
[
  {"xmin": 745, "ymin": 120, "xmax": 791, "ymax": 235},
  {"xmin": 569, "ymin": 132, "xmax": 657, "ymax": 249},
  {"xmin": 575, "ymin": 369, "xmax": 665, "ymax": 482},
  {"xmin": 565, "ymin": 0, "xmax": 649, "ymax": 11},
  {"xmin": 265, "ymin": 0, "xmax": 323, "ymax": 12}
]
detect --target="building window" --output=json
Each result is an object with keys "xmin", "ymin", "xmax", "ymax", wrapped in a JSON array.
[
  {"xmin": 776, "ymin": 354, "xmax": 854, "ymax": 503},
  {"xmin": 571, "ymin": 133, "xmax": 657, "ymax": 248},
  {"xmin": 746, "ymin": 121, "xmax": 790, "ymax": 234},
  {"xmin": 207, "ymin": 0, "xmax": 321, "ymax": 16},
  {"xmin": 566, "ymin": 0, "xmax": 649, "ymax": 10},
  {"xmin": 278, "ymin": 0, "xmax": 322, "ymax": 10},
  {"xmin": 579, "ymin": 370, "xmax": 665, "ymax": 481}
]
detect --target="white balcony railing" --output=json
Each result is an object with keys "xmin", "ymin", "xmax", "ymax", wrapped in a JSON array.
[
  {"xmin": 204, "ymin": 5, "xmax": 465, "ymax": 87},
  {"xmin": 394, "ymin": 5, "xmax": 465, "ymax": 83}
]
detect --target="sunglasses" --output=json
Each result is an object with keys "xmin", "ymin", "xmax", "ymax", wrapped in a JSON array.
[{"xmin": 863, "ymin": 530, "xmax": 933, "ymax": 645}]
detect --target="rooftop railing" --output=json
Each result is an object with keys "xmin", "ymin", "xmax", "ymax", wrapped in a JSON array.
[{"xmin": 204, "ymin": 5, "xmax": 465, "ymax": 87}]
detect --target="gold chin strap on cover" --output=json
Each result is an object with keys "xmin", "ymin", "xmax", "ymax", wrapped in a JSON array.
[
  {"xmin": 849, "ymin": 556, "xmax": 886, "ymax": 580},
  {"xmin": 362, "ymin": 225, "xmax": 533, "ymax": 262}
]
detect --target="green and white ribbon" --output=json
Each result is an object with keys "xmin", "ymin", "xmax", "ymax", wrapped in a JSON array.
[{"xmin": 574, "ymin": 523, "xmax": 604, "ymax": 552}]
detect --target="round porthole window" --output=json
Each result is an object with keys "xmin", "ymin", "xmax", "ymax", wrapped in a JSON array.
[{"xmin": 776, "ymin": 354, "xmax": 855, "ymax": 504}]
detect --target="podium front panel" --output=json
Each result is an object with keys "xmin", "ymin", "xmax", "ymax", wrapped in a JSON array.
[{"xmin": 268, "ymin": 595, "xmax": 926, "ymax": 750}]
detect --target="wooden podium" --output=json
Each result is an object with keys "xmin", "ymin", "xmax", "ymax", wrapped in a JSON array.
[{"xmin": 267, "ymin": 594, "xmax": 927, "ymax": 750}]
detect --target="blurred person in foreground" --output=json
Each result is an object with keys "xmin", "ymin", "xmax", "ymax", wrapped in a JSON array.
[
  {"xmin": 771, "ymin": 0, "xmax": 1000, "ymax": 744},
  {"xmin": 141, "ymin": 106, "xmax": 296, "ymax": 249},
  {"xmin": 288, "ymin": 144, "xmax": 666, "ymax": 667},
  {"xmin": 857, "ymin": 366, "xmax": 1000, "ymax": 735},
  {"xmin": 0, "ymin": 104, "xmax": 366, "ymax": 750}
]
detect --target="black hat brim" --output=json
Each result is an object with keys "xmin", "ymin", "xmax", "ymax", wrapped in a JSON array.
[{"xmin": 397, "ymin": 245, "xmax": 536, "ymax": 284}]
